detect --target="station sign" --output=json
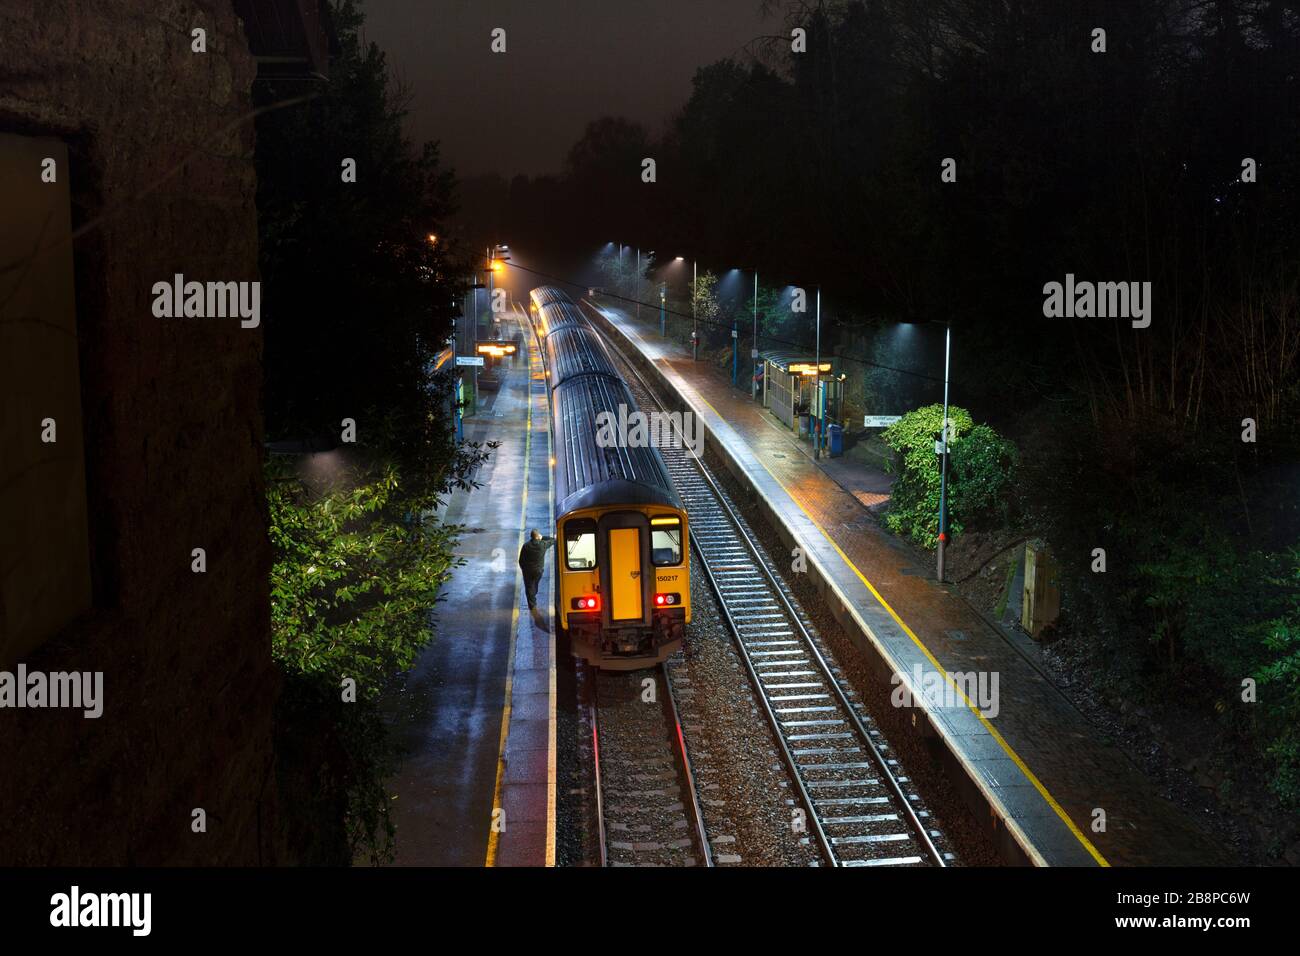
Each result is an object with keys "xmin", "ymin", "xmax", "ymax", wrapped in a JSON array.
[
  {"xmin": 476, "ymin": 340, "xmax": 517, "ymax": 357},
  {"xmin": 863, "ymin": 415, "xmax": 902, "ymax": 428},
  {"xmin": 456, "ymin": 356, "xmax": 485, "ymax": 367}
]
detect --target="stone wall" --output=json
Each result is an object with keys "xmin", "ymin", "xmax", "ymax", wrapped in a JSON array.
[{"xmin": 0, "ymin": 1, "xmax": 280, "ymax": 864}]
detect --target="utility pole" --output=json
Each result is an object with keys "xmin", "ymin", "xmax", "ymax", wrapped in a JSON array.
[
  {"xmin": 937, "ymin": 321, "xmax": 952, "ymax": 583},
  {"xmin": 636, "ymin": 248, "xmax": 640, "ymax": 320}
]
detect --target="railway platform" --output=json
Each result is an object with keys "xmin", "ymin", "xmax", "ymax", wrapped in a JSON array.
[
  {"xmin": 584, "ymin": 299, "xmax": 1230, "ymax": 867},
  {"xmin": 378, "ymin": 307, "xmax": 555, "ymax": 867}
]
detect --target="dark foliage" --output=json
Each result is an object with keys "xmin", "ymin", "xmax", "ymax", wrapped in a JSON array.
[{"xmin": 253, "ymin": 0, "xmax": 486, "ymax": 861}]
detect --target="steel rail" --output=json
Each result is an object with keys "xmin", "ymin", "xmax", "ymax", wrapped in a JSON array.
[{"xmin": 599, "ymin": 312, "xmax": 946, "ymax": 868}]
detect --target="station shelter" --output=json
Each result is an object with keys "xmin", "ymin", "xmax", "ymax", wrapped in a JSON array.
[
  {"xmin": 759, "ymin": 351, "xmax": 839, "ymax": 443},
  {"xmin": 474, "ymin": 339, "xmax": 518, "ymax": 393}
]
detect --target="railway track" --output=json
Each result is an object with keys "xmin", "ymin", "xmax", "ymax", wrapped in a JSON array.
[
  {"xmin": 589, "ymin": 664, "xmax": 713, "ymax": 867},
  {"xmin": 601, "ymin": 319, "xmax": 950, "ymax": 868}
]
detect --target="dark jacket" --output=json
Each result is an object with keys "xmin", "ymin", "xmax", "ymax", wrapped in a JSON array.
[{"xmin": 518, "ymin": 536, "xmax": 555, "ymax": 577}]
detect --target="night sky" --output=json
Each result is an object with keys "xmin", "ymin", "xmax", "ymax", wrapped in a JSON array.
[{"xmin": 363, "ymin": 0, "xmax": 776, "ymax": 179}]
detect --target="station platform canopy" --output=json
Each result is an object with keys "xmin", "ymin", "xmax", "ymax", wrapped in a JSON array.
[{"xmin": 760, "ymin": 351, "xmax": 832, "ymax": 375}]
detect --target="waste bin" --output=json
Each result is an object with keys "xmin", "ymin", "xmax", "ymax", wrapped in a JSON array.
[{"xmin": 828, "ymin": 422, "xmax": 843, "ymax": 457}]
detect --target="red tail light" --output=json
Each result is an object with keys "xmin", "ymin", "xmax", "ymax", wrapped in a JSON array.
[
  {"xmin": 654, "ymin": 593, "xmax": 680, "ymax": 607},
  {"xmin": 570, "ymin": 595, "xmax": 600, "ymax": 611}
]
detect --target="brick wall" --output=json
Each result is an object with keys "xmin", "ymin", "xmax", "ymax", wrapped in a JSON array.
[{"xmin": 0, "ymin": 1, "xmax": 281, "ymax": 864}]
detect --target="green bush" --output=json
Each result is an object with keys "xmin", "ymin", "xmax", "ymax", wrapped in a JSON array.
[
  {"xmin": 1126, "ymin": 512, "xmax": 1300, "ymax": 810},
  {"xmin": 268, "ymin": 456, "xmax": 462, "ymax": 691},
  {"xmin": 1254, "ymin": 550, "xmax": 1300, "ymax": 809},
  {"xmin": 952, "ymin": 424, "xmax": 1021, "ymax": 526},
  {"xmin": 880, "ymin": 404, "xmax": 1017, "ymax": 547},
  {"xmin": 266, "ymin": 440, "xmax": 489, "ymax": 864}
]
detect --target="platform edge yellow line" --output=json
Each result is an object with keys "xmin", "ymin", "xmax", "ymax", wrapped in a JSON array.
[{"xmin": 693, "ymin": 384, "xmax": 1110, "ymax": 867}]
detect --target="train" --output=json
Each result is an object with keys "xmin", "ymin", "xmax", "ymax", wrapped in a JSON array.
[{"xmin": 529, "ymin": 285, "xmax": 691, "ymax": 669}]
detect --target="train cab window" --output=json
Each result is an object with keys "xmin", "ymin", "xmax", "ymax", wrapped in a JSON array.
[
  {"xmin": 651, "ymin": 517, "xmax": 683, "ymax": 566},
  {"xmin": 564, "ymin": 520, "xmax": 597, "ymax": 570}
]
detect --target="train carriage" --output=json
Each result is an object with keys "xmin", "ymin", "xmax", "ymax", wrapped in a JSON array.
[
  {"xmin": 532, "ymin": 287, "xmax": 691, "ymax": 669},
  {"xmin": 542, "ymin": 324, "xmax": 621, "ymax": 391},
  {"xmin": 530, "ymin": 287, "xmax": 587, "ymax": 338}
]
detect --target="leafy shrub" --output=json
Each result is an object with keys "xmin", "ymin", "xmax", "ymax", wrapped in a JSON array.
[
  {"xmin": 1254, "ymin": 551, "xmax": 1300, "ymax": 809},
  {"xmin": 880, "ymin": 404, "xmax": 1016, "ymax": 547},
  {"xmin": 1127, "ymin": 512, "xmax": 1300, "ymax": 809},
  {"xmin": 268, "ymin": 456, "xmax": 462, "ymax": 691},
  {"xmin": 952, "ymin": 424, "xmax": 1020, "ymax": 526}
]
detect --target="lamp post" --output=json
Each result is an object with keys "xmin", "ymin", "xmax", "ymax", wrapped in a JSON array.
[
  {"xmin": 460, "ymin": 275, "xmax": 487, "ymax": 438},
  {"xmin": 478, "ymin": 244, "xmax": 510, "ymax": 408},
  {"xmin": 731, "ymin": 274, "xmax": 738, "ymax": 387},
  {"xmin": 751, "ymin": 269, "xmax": 759, "ymax": 401},
  {"xmin": 480, "ymin": 247, "xmax": 491, "ymax": 407},
  {"xmin": 937, "ymin": 321, "xmax": 952, "ymax": 584},
  {"xmin": 814, "ymin": 286, "xmax": 822, "ymax": 460},
  {"xmin": 636, "ymin": 248, "xmax": 640, "ymax": 319},
  {"xmin": 692, "ymin": 258, "xmax": 698, "ymax": 361},
  {"xmin": 659, "ymin": 283, "xmax": 666, "ymax": 337}
]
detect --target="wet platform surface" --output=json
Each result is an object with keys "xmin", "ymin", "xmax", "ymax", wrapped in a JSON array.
[
  {"xmin": 588, "ymin": 300, "xmax": 1229, "ymax": 867},
  {"xmin": 381, "ymin": 308, "xmax": 554, "ymax": 866}
]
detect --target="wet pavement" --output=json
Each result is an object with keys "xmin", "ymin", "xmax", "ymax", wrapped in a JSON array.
[{"xmin": 381, "ymin": 308, "xmax": 554, "ymax": 866}]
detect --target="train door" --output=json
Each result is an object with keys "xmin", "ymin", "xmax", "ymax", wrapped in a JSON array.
[
  {"xmin": 609, "ymin": 528, "xmax": 643, "ymax": 621},
  {"xmin": 598, "ymin": 513, "xmax": 650, "ymax": 624}
]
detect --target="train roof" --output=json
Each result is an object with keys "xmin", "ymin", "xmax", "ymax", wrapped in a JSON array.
[
  {"xmin": 551, "ymin": 373, "xmax": 682, "ymax": 518},
  {"xmin": 537, "ymin": 300, "xmax": 585, "ymax": 334},
  {"xmin": 529, "ymin": 285, "xmax": 571, "ymax": 309},
  {"xmin": 543, "ymin": 324, "xmax": 621, "ymax": 391}
]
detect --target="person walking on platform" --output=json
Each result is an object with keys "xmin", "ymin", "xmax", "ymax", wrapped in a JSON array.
[{"xmin": 518, "ymin": 529, "xmax": 555, "ymax": 612}]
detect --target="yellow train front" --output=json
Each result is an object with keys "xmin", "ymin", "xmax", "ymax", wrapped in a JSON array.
[{"xmin": 531, "ymin": 286, "xmax": 691, "ymax": 670}]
